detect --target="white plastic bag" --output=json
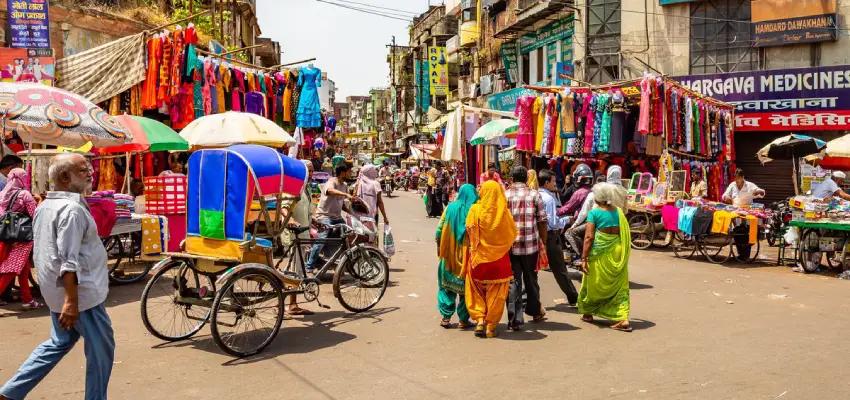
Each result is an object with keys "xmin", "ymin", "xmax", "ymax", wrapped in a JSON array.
[
  {"xmin": 384, "ymin": 224, "xmax": 396, "ymax": 258},
  {"xmin": 784, "ymin": 227, "xmax": 799, "ymax": 247}
]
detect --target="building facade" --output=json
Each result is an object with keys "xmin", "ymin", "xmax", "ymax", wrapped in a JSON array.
[{"xmin": 318, "ymin": 75, "xmax": 337, "ymax": 112}]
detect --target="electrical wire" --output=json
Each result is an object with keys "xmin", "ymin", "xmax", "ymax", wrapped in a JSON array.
[
  {"xmin": 315, "ymin": 0, "xmax": 413, "ymax": 21},
  {"xmin": 324, "ymin": 0, "xmax": 420, "ymax": 15}
]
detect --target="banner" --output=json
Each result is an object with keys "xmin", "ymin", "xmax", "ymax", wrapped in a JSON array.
[
  {"xmin": 555, "ymin": 62, "xmax": 573, "ymax": 86},
  {"xmin": 7, "ymin": 0, "xmax": 50, "ymax": 49},
  {"xmin": 752, "ymin": 0, "xmax": 837, "ymax": 47},
  {"xmin": 673, "ymin": 64, "xmax": 850, "ymax": 131},
  {"xmin": 487, "ymin": 87, "xmax": 536, "ymax": 112},
  {"xmin": 501, "ymin": 42, "xmax": 518, "ymax": 84},
  {"xmin": 546, "ymin": 42, "xmax": 557, "ymax": 83},
  {"xmin": 0, "ymin": 48, "xmax": 54, "ymax": 85},
  {"xmin": 414, "ymin": 60, "xmax": 430, "ymax": 114},
  {"xmin": 428, "ymin": 46, "xmax": 448, "ymax": 96},
  {"xmin": 519, "ymin": 16, "xmax": 574, "ymax": 54}
]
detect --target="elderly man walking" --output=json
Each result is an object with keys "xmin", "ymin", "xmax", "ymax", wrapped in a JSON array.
[{"xmin": 1, "ymin": 153, "xmax": 114, "ymax": 400}]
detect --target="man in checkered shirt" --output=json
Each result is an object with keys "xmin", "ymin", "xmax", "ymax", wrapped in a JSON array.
[{"xmin": 504, "ymin": 166, "xmax": 548, "ymax": 330}]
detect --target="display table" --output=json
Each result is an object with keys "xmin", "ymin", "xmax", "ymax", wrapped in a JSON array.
[{"xmin": 790, "ymin": 220, "xmax": 850, "ymax": 232}]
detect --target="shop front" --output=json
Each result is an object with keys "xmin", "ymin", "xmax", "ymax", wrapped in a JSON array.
[{"xmin": 673, "ymin": 64, "xmax": 850, "ymax": 203}]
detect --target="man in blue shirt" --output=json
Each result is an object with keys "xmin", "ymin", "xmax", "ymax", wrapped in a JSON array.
[{"xmin": 538, "ymin": 169, "xmax": 578, "ymax": 306}]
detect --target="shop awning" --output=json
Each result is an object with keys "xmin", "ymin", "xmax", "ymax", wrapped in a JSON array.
[
  {"xmin": 422, "ymin": 114, "xmax": 449, "ymax": 133},
  {"xmin": 55, "ymin": 33, "xmax": 146, "ymax": 104}
]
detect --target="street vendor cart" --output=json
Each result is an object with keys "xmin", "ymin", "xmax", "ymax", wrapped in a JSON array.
[{"xmin": 139, "ymin": 145, "xmax": 390, "ymax": 357}]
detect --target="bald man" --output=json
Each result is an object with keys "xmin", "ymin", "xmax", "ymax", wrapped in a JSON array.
[{"xmin": 1, "ymin": 153, "xmax": 114, "ymax": 400}]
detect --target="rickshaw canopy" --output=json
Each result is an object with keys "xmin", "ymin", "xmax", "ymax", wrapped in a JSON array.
[{"xmin": 187, "ymin": 144, "xmax": 307, "ymax": 243}]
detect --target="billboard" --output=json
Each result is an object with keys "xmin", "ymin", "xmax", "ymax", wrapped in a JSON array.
[
  {"xmin": 0, "ymin": 48, "xmax": 54, "ymax": 85},
  {"xmin": 501, "ymin": 42, "xmax": 518, "ymax": 84},
  {"xmin": 428, "ymin": 46, "xmax": 448, "ymax": 96},
  {"xmin": 673, "ymin": 65, "xmax": 850, "ymax": 131}
]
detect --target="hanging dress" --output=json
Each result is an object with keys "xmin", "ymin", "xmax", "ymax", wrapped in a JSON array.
[
  {"xmin": 609, "ymin": 92, "xmax": 625, "ymax": 154},
  {"xmin": 514, "ymin": 96, "xmax": 536, "ymax": 151},
  {"xmin": 534, "ymin": 97, "xmax": 545, "ymax": 152},
  {"xmin": 142, "ymin": 36, "xmax": 160, "ymax": 110},
  {"xmin": 290, "ymin": 70, "xmax": 302, "ymax": 123},
  {"xmin": 295, "ymin": 66, "xmax": 322, "ymax": 128},
  {"xmin": 638, "ymin": 77, "xmax": 651, "ymax": 134}
]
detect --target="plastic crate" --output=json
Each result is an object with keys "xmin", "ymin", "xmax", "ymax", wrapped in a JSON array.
[{"xmin": 144, "ymin": 176, "xmax": 187, "ymax": 214}]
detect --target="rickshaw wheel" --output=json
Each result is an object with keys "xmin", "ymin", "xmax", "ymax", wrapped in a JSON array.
[
  {"xmin": 628, "ymin": 213, "xmax": 654, "ymax": 250},
  {"xmin": 732, "ymin": 238, "xmax": 761, "ymax": 264},
  {"xmin": 799, "ymin": 229, "xmax": 832, "ymax": 273},
  {"xmin": 141, "ymin": 260, "xmax": 214, "ymax": 341},
  {"xmin": 334, "ymin": 246, "xmax": 390, "ymax": 312},
  {"xmin": 105, "ymin": 233, "xmax": 153, "ymax": 285},
  {"xmin": 701, "ymin": 235, "xmax": 732, "ymax": 264},
  {"xmin": 672, "ymin": 231, "xmax": 696, "ymax": 259},
  {"xmin": 211, "ymin": 269, "xmax": 285, "ymax": 357}
]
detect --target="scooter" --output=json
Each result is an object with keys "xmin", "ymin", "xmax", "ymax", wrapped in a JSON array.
[{"xmin": 383, "ymin": 175, "xmax": 394, "ymax": 197}]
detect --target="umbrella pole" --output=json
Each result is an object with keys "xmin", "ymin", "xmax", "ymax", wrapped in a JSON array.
[{"xmin": 793, "ymin": 157, "xmax": 800, "ymax": 195}]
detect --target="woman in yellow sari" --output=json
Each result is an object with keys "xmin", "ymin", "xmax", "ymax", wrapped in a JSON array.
[
  {"xmin": 527, "ymin": 168, "xmax": 539, "ymax": 190},
  {"xmin": 578, "ymin": 182, "xmax": 632, "ymax": 332},
  {"xmin": 465, "ymin": 181, "xmax": 518, "ymax": 338}
]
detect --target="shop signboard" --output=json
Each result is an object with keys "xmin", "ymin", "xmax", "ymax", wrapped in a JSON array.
[
  {"xmin": 7, "ymin": 0, "xmax": 50, "ymax": 49},
  {"xmin": 487, "ymin": 87, "xmax": 536, "ymax": 112},
  {"xmin": 414, "ymin": 60, "xmax": 430, "ymax": 114},
  {"xmin": 673, "ymin": 65, "xmax": 850, "ymax": 131},
  {"xmin": 546, "ymin": 42, "xmax": 557, "ymax": 82},
  {"xmin": 0, "ymin": 48, "xmax": 54, "ymax": 85},
  {"xmin": 519, "ymin": 16, "xmax": 575, "ymax": 55},
  {"xmin": 500, "ymin": 42, "xmax": 518, "ymax": 84},
  {"xmin": 555, "ymin": 62, "xmax": 573, "ymax": 86},
  {"xmin": 428, "ymin": 46, "xmax": 448, "ymax": 96},
  {"xmin": 752, "ymin": 0, "xmax": 837, "ymax": 47}
]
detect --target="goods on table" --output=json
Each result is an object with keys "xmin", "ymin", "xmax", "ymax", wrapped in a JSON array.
[{"xmin": 787, "ymin": 195, "xmax": 850, "ymax": 222}]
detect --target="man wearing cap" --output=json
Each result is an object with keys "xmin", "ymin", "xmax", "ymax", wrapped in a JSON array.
[{"xmin": 813, "ymin": 171, "xmax": 850, "ymax": 201}]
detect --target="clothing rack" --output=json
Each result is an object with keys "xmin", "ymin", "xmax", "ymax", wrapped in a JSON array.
[
  {"xmin": 218, "ymin": 44, "xmax": 267, "ymax": 57},
  {"xmin": 664, "ymin": 78, "xmax": 735, "ymax": 110},
  {"xmin": 271, "ymin": 58, "xmax": 318, "ymax": 69},
  {"xmin": 196, "ymin": 49, "xmax": 273, "ymax": 71},
  {"xmin": 666, "ymin": 148, "xmax": 715, "ymax": 161}
]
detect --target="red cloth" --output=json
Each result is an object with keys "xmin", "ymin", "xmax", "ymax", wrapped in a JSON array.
[
  {"xmin": 0, "ymin": 266, "xmax": 32, "ymax": 304},
  {"xmin": 470, "ymin": 252, "xmax": 512, "ymax": 282},
  {"xmin": 89, "ymin": 199, "xmax": 118, "ymax": 238}
]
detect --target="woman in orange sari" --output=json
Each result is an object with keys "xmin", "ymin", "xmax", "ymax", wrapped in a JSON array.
[{"xmin": 464, "ymin": 180, "xmax": 518, "ymax": 338}]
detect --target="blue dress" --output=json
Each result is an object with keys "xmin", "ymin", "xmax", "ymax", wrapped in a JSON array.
[{"xmin": 296, "ymin": 66, "xmax": 322, "ymax": 128}]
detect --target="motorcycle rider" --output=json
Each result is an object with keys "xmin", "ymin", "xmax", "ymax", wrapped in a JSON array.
[
  {"xmin": 558, "ymin": 164, "xmax": 594, "ymax": 218},
  {"xmin": 564, "ymin": 166, "xmax": 627, "ymax": 262}
]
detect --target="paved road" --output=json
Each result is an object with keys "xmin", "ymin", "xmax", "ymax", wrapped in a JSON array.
[{"xmin": 0, "ymin": 190, "xmax": 847, "ymax": 399}]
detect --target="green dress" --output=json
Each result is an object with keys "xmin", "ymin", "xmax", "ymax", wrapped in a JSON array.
[{"xmin": 578, "ymin": 208, "xmax": 631, "ymax": 321}]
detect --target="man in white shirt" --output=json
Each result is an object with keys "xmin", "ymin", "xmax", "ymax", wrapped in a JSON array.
[
  {"xmin": 722, "ymin": 169, "xmax": 766, "ymax": 205},
  {"xmin": 1, "ymin": 154, "xmax": 114, "ymax": 400},
  {"xmin": 812, "ymin": 171, "xmax": 850, "ymax": 201}
]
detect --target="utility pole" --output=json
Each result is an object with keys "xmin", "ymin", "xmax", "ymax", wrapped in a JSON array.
[{"xmin": 390, "ymin": 35, "xmax": 397, "ymax": 148}]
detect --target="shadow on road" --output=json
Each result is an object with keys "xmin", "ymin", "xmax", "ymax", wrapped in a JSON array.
[{"xmin": 629, "ymin": 281, "xmax": 654, "ymax": 290}]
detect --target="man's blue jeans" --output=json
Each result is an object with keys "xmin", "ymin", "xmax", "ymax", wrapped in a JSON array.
[
  {"xmin": 306, "ymin": 217, "xmax": 346, "ymax": 270},
  {"xmin": 1, "ymin": 302, "xmax": 115, "ymax": 400}
]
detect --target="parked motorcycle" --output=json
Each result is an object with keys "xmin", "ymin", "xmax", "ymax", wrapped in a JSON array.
[
  {"xmin": 765, "ymin": 198, "xmax": 793, "ymax": 247},
  {"xmin": 393, "ymin": 170, "xmax": 409, "ymax": 191}
]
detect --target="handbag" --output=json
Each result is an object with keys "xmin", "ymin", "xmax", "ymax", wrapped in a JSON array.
[{"xmin": 0, "ymin": 190, "xmax": 33, "ymax": 242}]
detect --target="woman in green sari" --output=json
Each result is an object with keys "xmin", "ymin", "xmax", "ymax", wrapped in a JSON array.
[
  {"xmin": 435, "ymin": 184, "xmax": 478, "ymax": 329},
  {"xmin": 578, "ymin": 182, "xmax": 632, "ymax": 332}
]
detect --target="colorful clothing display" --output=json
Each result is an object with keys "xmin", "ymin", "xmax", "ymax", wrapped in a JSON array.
[{"xmin": 296, "ymin": 66, "xmax": 322, "ymax": 128}]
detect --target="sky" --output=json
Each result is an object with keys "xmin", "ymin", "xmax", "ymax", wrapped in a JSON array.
[{"xmin": 257, "ymin": 0, "xmax": 439, "ymax": 100}]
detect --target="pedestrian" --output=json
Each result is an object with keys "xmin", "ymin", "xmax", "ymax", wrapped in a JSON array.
[
  {"xmin": 0, "ymin": 155, "xmax": 23, "ymax": 191},
  {"xmin": 538, "ymin": 170, "xmax": 579, "ymax": 306},
  {"xmin": 578, "ymin": 182, "xmax": 633, "ymax": 332},
  {"xmin": 0, "ymin": 168, "xmax": 42, "ymax": 310},
  {"xmin": 565, "ymin": 165, "xmax": 626, "ymax": 262},
  {"xmin": 479, "ymin": 162, "xmax": 503, "ymax": 187},
  {"xmin": 306, "ymin": 161, "xmax": 356, "ymax": 272},
  {"xmin": 353, "ymin": 164, "xmax": 389, "ymax": 237},
  {"xmin": 435, "ymin": 184, "xmax": 478, "ymax": 330},
  {"xmin": 527, "ymin": 168, "xmax": 539, "ymax": 190},
  {"xmin": 465, "ymin": 181, "xmax": 517, "ymax": 338},
  {"xmin": 434, "ymin": 162, "xmax": 451, "ymax": 208},
  {"xmin": 504, "ymin": 166, "xmax": 548, "ymax": 331},
  {"xmin": 281, "ymin": 160, "xmax": 315, "ymax": 317},
  {"xmin": 0, "ymin": 153, "xmax": 114, "ymax": 400}
]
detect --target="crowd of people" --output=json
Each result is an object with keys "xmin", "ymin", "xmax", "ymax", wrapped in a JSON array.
[{"xmin": 435, "ymin": 164, "xmax": 633, "ymax": 338}]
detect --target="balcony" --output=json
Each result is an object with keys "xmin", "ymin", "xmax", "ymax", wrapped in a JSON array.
[{"xmin": 495, "ymin": 0, "xmax": 575, "ymax": 38}]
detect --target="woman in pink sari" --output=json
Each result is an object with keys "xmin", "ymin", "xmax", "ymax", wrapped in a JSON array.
[{"xmin": 0, "ymin": 168, "xmax": 41, "ymax": 310}]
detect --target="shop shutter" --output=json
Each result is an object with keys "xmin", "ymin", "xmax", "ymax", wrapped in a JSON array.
[{"xmin": 734, "ymin": 131, "xmax": 846, "ymax": 205}]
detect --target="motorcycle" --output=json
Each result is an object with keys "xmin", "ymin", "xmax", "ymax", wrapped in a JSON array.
[
  {"xmin": 765, "ymin": 198, "xmax": 792, "ymax": 247},
  {"xmin": 383, "ymin": 175, "xmax": 394, "ymax": 197},
  {"xmin": 393, "ymin": 170, "xmax": 409, "ymax": 191}
]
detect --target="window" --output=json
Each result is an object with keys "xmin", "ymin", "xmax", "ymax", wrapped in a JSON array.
[
  {"xmin": 586, "ymin": 0, "xmax": 621, "ymax": 83},
  {"xmin": 521, "ymin": 53, "xmax": 530, "ymax": 84},
  {"xmin": 690, "ymin": 0, "xmax": 757, "ymax": 74}
]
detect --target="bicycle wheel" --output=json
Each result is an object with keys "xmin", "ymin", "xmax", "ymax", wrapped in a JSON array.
[
  {"xmin": 799, "ymin": 229, "xmax": 831, "ymax": 273},
  {"xmin": 140, "ymin": 260, "xmax": 215, "ymax": 341},
  {"xmin": 672, "ymin": 231, "xmax": 696, "ymax": 259},
  {"xmin": 701, "ymin": 235, "xmax": 732, "ymax": 264},
  {"xmin": 628, "ymin": 213, "xmax": 654, "ymax": 250},
  {"xmin": 211, "ymin": 269, "xmax": 285, "ymax": 357},
  {"xmin": 107, "ymin": 233, "xmax": 153, "ymax": 284},
  {"xmin": 733, "ymin": 238, "xmax": 761, "ymax": 264},
  {"xmin": 333, "ymin": 246, "xmax": 390, "ymax": 312}
]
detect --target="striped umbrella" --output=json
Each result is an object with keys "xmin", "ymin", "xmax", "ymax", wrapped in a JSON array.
[
  {"xmin": 470, "ymin": 119, "xmax": 518, "ymax": 145},
  {"xmin": 98, "ymin": 115, "xmax": 188, "ymax": 153}
]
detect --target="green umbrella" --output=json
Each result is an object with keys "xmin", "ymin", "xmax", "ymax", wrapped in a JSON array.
[
  {"xmin": 99, "ymin": 115, "xmax": 188, "ymax": 153},
  {"xmin": 470, "ymin": 119, "xmax": 518, "ymax": 145}
]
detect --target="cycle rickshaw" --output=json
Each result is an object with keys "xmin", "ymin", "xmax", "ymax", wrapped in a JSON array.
[{"xmin": 139, "ymin": 145, "xmax": 390, "ymax": 357}]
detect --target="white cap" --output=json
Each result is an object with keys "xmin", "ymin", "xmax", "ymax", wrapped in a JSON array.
[{"xmin": 833, "ymin": 171, "xmax": 846, "ymax": 179}]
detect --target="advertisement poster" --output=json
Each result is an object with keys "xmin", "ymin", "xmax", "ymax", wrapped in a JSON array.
[
  {"xmin": 752, "ymin": 0, "xmax": 837, "ymax": 47},
  {"xmin": 428, "ymin": 46, "xmax": 448, "ymax": 96},
  {"xmin": 673, "ymin": 64, "xmax": 850, "ymax": 131},
  {"xmin": 0, "ymin": 48, "xmax": 54, "ymax": 85},
  {"xmin": 555, "ymin": 62, "xmax": 573, "ymax": 86},
  {"xmin": 546, "ymin": 42, "xmax": 557, "ymax": 82},
  {"xmin": 501, "ymin": 42, "xmax": 518, "ymax": 84},
  {"xmin": 7, "ymin": 0, "xmax": 50, "ymax": 49}
]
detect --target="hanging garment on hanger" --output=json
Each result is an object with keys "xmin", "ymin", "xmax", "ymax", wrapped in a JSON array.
[
  {"xmin": 638, "ymin": 77, "xmax": 651, "ymax": 134},
  {"xmin": 584, "ymin": 94, "xmax": 596, "ymax": 154},
  {"xmin": 515, "ymin": 95, "xmax": 536, "ymax": 152},
  {"xmin": 609, "ymin": 92, "xmax": 625, "ymax": 154}
]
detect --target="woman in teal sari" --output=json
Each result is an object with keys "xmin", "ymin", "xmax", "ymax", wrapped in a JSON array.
[
  {"xmin": 435, "ymin": 184, "xmax": 478, "ymax": 329},
  {"xmin": 578, "ymin": 182, "xmax": 632, "ymax": 332}
]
